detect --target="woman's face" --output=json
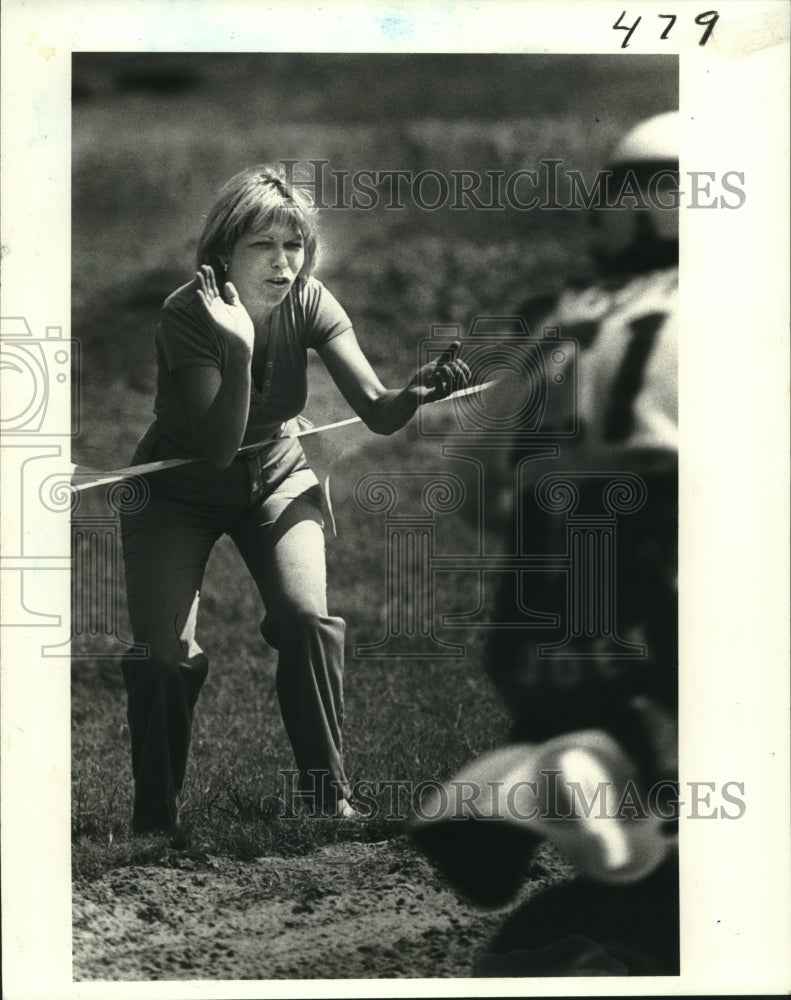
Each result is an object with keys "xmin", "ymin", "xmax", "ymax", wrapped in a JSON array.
[{"xmin": 226, "ymin": 222, "xmax": 305, "ymax": 319}]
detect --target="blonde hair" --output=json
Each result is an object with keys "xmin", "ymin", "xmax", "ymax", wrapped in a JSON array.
[{"xmin": 196, "ymin": 164, "xmax": 319, "ymax": 280}]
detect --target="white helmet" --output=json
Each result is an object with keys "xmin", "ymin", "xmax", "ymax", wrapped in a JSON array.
[
  {"xmin": 591, "ymin": 110, "xmax": 679, "ymax": 265},
  {"xmin": 609, "ymin": 111, "xmax": 679, "ymax": 169}
]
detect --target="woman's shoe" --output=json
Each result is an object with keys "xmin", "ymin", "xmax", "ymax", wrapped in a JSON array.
[{"xmin": 335, "ymin": 798, "xmax": 361, "ymax": 820}]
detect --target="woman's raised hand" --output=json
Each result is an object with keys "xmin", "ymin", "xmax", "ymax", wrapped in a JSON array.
[
  {"xmin": 409, "ymin": 341, "xmax": 472, "ymax": 403},
  {"xmin": 195, "ymin": 265, "xmax": 255, "ymax": 356}
]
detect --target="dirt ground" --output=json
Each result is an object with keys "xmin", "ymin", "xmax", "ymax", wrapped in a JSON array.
[{"xmin": 72, "ymin": 838, "xmax": 569, "ymax": 981}]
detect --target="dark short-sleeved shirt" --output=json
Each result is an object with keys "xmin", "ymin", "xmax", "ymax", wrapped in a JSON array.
[{"xmin": 151, "ymin": 276, "xmax": 353, "ymax": 455}]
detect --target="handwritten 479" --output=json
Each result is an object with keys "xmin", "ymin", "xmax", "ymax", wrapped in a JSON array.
[{"xmin": 613, "ymin": 10, "xmax": 719, "ymax": 48}]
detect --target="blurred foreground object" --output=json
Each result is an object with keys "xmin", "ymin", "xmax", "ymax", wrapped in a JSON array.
[{"xmin": 411, "ymin": 111, "xmax": 680, "ymax": 976}]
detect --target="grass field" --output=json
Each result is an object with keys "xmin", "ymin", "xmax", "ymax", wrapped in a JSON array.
[{"xmin": 71, "ymin": 53, "xmax": 677, "ymax": 881}]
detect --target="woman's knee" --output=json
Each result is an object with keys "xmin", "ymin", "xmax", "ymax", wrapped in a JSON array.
[
  {"xmin": 286, "ymin": 607, "xmax": 344, "ymax": 631},
  {"xmin": 260, "ymin": 607, "xmax": 345, "ymax": 649},
  {"xmin": 127, "ymin": 634, "xmax": 204, "ymax": 667},
  {"xmin": 121, "ymin": 650, "xmax": 209, "ymax": 705}
]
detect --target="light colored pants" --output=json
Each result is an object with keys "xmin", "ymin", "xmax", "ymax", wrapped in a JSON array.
[{"xmin": 120, "ymin": 424, "xmax": 350, "ymax": 832}]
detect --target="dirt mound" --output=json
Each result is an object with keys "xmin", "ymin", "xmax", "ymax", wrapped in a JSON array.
[{"xmin": 73, "ymin": 840, "xmax": 568, "ymax": 981}]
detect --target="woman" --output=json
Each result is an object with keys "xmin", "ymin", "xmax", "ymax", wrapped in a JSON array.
[{"xmin": 120, "ymin": 164, "xmax": 469, "ymax": 833}]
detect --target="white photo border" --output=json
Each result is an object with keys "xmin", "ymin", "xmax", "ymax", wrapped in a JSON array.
[{"xmin": 1, "ymin": 1, "xmax": 789, "ymax": 997}]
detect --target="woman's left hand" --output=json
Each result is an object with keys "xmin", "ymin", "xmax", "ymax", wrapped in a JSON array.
[{"xmin": 409, "ymin": 341, "xmax": 472, "ymax": 403}]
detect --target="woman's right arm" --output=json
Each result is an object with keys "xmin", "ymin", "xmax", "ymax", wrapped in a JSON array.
[{"xmin": 171, "ymin": 266, "xmax": 255, "ymax": 469}]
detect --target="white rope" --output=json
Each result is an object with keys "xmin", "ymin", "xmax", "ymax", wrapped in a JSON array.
[{"xmin": 71, "ymin": 380, "xmax": 498, "ymax": 492}]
